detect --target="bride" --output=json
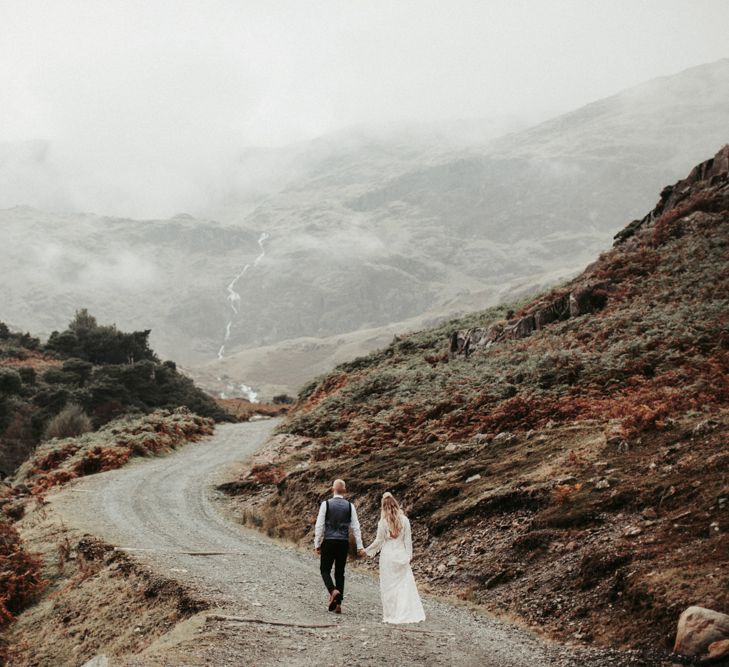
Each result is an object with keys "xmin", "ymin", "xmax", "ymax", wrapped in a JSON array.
[{"xmin": 365, "ymin": 492, "xmax": 426, "ymax": 624}]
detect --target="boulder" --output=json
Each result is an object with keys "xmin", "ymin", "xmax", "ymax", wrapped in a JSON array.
[
  {"xmin": 569, "ymin": 282, "xmax": 609, "ymax": 317},
  {"xmin": 674, "ymin": 606, "xmax": 729, "ymax": 657}
]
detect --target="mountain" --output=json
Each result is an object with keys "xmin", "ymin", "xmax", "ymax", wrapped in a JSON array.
[
  {"xmin": 2, "ymin": 60, "xmax": 728, "ymax": 397},
  {"xmin": 219, "ymin": 145, "xmax": 729, "ymax": 652},
  {"xmin": 202, "ymin": 58, "xmax": 729, "ymax": 396}
]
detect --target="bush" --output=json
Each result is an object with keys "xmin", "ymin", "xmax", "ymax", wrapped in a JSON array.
[
  {"xmin": 17, "ymin": 367, "xmax": 36, "ymax": 385},
  {"xmin": 43, "ymin": 403, "xmax": 93, "ymax": 441},
  {"xmin": 41, "ymin": 368, "xmax": 80, "ymax": 385},
  {"xmin": 45, "ymin": 330, "xmax": 81, "ymax": 358},
  {"xmin": 0, "ymin": 369, "xmax": 22, "ymax": 395},
  {"xmin": 61, "ymin": 358, "xmax": 93, "ymax": 386}
]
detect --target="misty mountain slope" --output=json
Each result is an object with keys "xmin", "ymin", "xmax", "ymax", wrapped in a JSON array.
[
  {"xmin": 221, "ymin": 59, "xmax": 729, "ymax": 349},
  {"xmin": 0, "ymin": 206, "xmax": 262, "ymax": 363},
  {"xmin": 200, "ymin": 59, "xmax": 729, "ymax": 395},
  {"xmin": 489, "ymin": 58, "xmax": 729, "ymax": 167},
  {"xmin": 3, "ymin": 60, "xmax": 728, "ymax": 391}
]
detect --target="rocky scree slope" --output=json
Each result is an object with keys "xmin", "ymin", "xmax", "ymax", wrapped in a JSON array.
[{"xmin": 220, "ymin": 146, "xmax": 729, "ymax": 655}]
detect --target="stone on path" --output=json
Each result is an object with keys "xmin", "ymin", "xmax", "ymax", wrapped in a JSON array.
[{"xmin": 673, "ymin": 606, "xmax": 729, "ymax": 657}]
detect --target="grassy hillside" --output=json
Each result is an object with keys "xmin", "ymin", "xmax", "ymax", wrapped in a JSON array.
[
  {"xmin": 221, "ymin": 146, "xmax": 729, "ymax": 653},
  {"xmin": 0, "ymin": 310, "xmax": 230, "ymax": 476}
]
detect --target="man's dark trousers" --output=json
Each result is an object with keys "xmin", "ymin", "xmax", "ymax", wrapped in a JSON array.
[{"xmin": 320, "ymin": 539, "xmax": 349, "ymax": 600}]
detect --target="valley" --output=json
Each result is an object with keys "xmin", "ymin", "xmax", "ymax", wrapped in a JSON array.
[{"xmin": 2, "ymin": 60, "xmax": 729, "ymax": 400}]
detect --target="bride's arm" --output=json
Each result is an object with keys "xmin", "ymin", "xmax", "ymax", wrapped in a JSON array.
[
  {"xmin": 403, "ymin": 515, "xmax": 413, "ymax": 561},
  {"xmin": 365, "ymin": 519, "xmax": 387, "ymax": 557}
]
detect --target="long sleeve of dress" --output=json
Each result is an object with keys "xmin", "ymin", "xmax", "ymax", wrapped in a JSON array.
[
  {"xmin": 402, "ymin": 515, "xmax": 413, "ymax": 560},
  {"xmin": 365, "ymin": 519, "xmax": 388, "ymax": 557}
]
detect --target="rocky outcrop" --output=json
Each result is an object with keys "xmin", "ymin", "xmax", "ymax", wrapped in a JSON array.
[
  {"xmin": 614, "ymin": 144, "xmax": 729, "ymax": 245},
  {"xmin": 450, "ymin": 280, "xmax": 611, "ymax": 357},
  {"xmin": 674, "ymin": 606, "xmax": 729, "ymax": 658}
]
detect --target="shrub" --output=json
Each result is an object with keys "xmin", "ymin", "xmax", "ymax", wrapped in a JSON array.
[
  {"xmin": 43, "ymin": 403, "xmax": 93, "ymax": 441},
  {"xmin": 41, "ymin": 368, "xmax": 79, "ymax": 385},
  {"xmin": 61, "ymin": 358, "xmax": 93, "ymax": 386},
  {"xmin": 0, "ymin": 369, "xmax": 22, "ymax": 395},
  {"xmin": 17, "ymin": 367, "xmax": 36, "ymax": 385}
]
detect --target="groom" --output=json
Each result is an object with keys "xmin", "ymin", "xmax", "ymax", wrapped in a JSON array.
[{"xmin": 314, "ymin": 478, "xmax": 365, "ymax": 614}]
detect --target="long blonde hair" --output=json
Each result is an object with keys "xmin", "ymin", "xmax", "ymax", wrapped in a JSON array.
[{"xmin": 381, "ymin": 492, "xmax": 403, "ymax": 538}]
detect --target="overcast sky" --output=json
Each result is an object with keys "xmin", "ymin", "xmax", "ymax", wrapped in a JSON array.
[{"xmin": 0, "ymin": 0, "xmax": 727, "ymax": 216}]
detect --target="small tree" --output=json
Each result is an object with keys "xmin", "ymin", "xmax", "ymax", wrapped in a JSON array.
[
  {"xmin": 43, "ymin": 403, "xmax": 93, "ymax": 441},
  {"xmin": 45, "ymin": 330, "xmax": 81, "ymax": 358},
  {"xmin": 69, "ymin": 308, "xmax": 98, "ymax": 335}
]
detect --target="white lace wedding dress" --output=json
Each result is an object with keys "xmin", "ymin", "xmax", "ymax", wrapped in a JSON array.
[{"xmin": 365, "ymin": 512, "xmax": 426, "ymax": 624}]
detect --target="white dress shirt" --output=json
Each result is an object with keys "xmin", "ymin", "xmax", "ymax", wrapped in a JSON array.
[{"xmin": 314, "ymin": 493, "xmax": 364, "ymax": 550}]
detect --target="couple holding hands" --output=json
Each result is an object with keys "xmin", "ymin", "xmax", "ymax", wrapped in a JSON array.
[{"xmin": 314, "ymin": 479, "xmax": 425, "ymax": 624}]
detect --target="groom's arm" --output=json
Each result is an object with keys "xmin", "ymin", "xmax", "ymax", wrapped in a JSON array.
[
  {"xmin": 350, "ymin": 504, "xmax": 364, "ymax": 551},
  {"xmin": 314, "ymin": 501, "xmax": 327, "ymax": 549}
]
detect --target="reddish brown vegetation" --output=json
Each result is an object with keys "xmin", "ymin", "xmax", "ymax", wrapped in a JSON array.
[
  {"xmin": 298, "ymin": 373, "xmax": 352, "ymax": 411},
  {"xmin": 17, "ymin": 409, "xmax": 215, "ymax": 496},
  {"xmin": 0, "ymin": 350, "xmax": 62, "ymax": 372},
  {"xmin": 0, "ymin": 521, "xmax": 46, "ymax": 661}
]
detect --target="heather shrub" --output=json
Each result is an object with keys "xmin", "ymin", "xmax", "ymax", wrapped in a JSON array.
[{"xmin": 43, "ymin": 403, "xmax": 93, "ymax": 441}]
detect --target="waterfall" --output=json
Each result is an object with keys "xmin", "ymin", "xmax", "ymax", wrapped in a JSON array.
[{"xmin": 217, "ymin": 232, "xmax": 269, "ymax": 360}]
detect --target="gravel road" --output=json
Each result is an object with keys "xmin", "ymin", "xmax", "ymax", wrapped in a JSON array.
[{"xmin": 53, "ymin": 421, "xmax": 638, "ymax": 666}]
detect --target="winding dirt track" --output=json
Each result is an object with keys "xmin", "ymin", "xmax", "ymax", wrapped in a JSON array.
[{"xmin": 53, "ymin": 421, "xmax": 618, "ymax": 666}]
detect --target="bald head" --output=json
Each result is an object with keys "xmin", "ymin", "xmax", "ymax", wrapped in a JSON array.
[{"xmin": 332, "ymin": 479, "xmax": 346, "ymax": 494}]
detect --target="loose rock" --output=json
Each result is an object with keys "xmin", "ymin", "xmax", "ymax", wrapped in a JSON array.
[{"xmin": 674, "ymin": 606, "xmax": 729, "ymax": 657}]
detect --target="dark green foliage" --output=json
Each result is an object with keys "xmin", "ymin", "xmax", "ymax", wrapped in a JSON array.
[
  {"xmin": 45, "ymin": 330, "xmax": 80, "ymax": 358},
  {"xmin": 42, "ymin": 368, "xmax": 80, "ymax": 386},
  {"xmin": 31, "ymin": 387, "xmax": 72, "ymax": 412},
  {"xmin": 0, "ymin": 312, "xmax": 232, "ymax": 474},
  {"xmin": 0, "ymin": 368, "xmax": 22, "ymax": 395},
  {"xmin": 61, "ymin": 358, "xmax": 93, "ymax": 386},
  {"xmin": 17, "ymin": 367, "xmax": 36, "ymax": 385},
  {"xmin": 47, "ymin": 321, "xmax": 157, "ymax": 365}
]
